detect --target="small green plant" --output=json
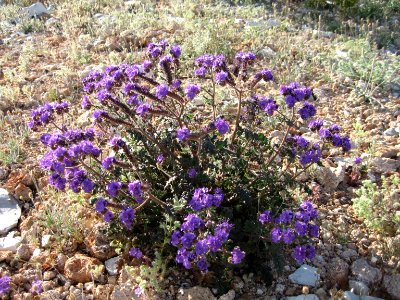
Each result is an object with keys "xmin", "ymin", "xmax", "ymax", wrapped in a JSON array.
[
  {"xmin": 0, "ymin": 139, "xmax": 24, "ymax": 165},
  {"xmin": 353, "ymin": 174, "xmax": 400, "ymax": 236}
]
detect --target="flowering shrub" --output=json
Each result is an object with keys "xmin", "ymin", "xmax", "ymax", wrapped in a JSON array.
[{"xmin": 30, "ymin": 40, "xmax": 352, "ymax": 280}]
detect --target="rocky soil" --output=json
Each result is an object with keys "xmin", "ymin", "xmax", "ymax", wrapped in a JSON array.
[{"xmin": 0, "ymin": 1, "xmax": 399, "ymax": 299}]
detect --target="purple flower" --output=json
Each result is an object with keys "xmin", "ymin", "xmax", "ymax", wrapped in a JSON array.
[
  {"xmin": 128, "ymin": 180, "xmax": 142, "ymax": 198},
  {"xmin": 306, "ymin": 245, "xmax": 316, "ymax": 260},
  {"xmin": 176, "ymin": 127, "xmax": 190, "ymax": 141},
  {"xmin": 294, "ymin": 221, "xmax": 308, "ymax": 236},
  {"xmin": 171, "ymin": 230, "xmax": 182, "ymax": 247},
  {"xmin": 285, "ymin": 95, "xmax": 296, "ymax": 108},
  {"xmin": 134, "ymin": 286, "xmax": 143, "ymax": 296},
  {"xmin": 185, "ymin": 84, "xmax": 200, "ymax": 100},
  {"xmin": 292, "ymin": 245, "xmax": 307, "ymax": 263},
  {"xmin": 354, "ymin": 156, "xmax": 362, "ymax": 165},
  {"xmin": 214, "ymin": 221, "xmax": 233, "ymax": 241},
  {"xmin": 109, "ymin": 137, "xmax": 126, "ymax": 148},
  {"xmin": 157, "ymin": 154, "xmax": 164, "ymax": 163},
  {"xmin": 155, "ymin": 84, "xmax": 169, "ymax": 99},
  {"xmin": 212, "ymin": 188, "xmax": 224, "ymax": 207},
  {"xmin": 104, "ymin": 210, "xmax": 114, "ymax": 222},
  {"xmin": 170, "ymin": 45, "xmax": 181, "ymax": 58},
  {"xmin": 230, "ymin": 246, "xmax": 245, "ymax": 264},
  {"xmin": 214, "ymin": 118, "xmax": 230, "ymax": 134},
  {"xmin": 181, "ymin": 214, "xmax": 204, "ymax": 232},
  {"xmin": 0, "ymin": 276, "xmax": 11, "ymax": 295},
  {"xmin": 93, "ymin": 110, "xmax": 108, "ymax": 121},
  {"xmin": 277, "ymin": 210, "xmax": 293, "ymax": 224},
  {"xmin": 181, "ymin": 232, "xmax": 196, "ymax": 248},
  {"xmin": 30, "ymin": 279, "xmax": 43, "ymax": 294},
  {"xmin": 215, "ymin": 71, "xmax": 228, "ymax": 85},
  {"xmin": 82, "ymin": 178, "xmax": 95, "ymax": 193},
  {"xmin": 172, "ymin": 79, "xmax": 181, "ymax": 90},
  {"xmin": 298, "ymin": 102, "xmax": 316, "ymax": 120},
  {"xmin": 102, "ymin": 156, "xmax": 115, "ymax": 169},
  {"xmin": 308, "ymin": 224, "xmax": 319, "ymax": 238},
  {"xmin": 235, "ymin": 51, "xmax": 256, "ymax": 63},
  {"xmin": 129, "ymin": 247, "xmax": 143, "ymax": 259},
  {"xmin": 319, "ymin": 128, "xmax": 331, "ymax": 139},
  {"xmin": 282, "ymin": 228, "xmax": 296, "ymax": 244},
  {"xmin": 195, "ymin": 239, "xmax": 209, "ymax": 255},
  {"xmin": 341, "ymin": 136, "xmax": 352, "ymax": 151},
  {"xmin": 308, "ymin": 119, "xmax": 324, "ymax": 131},
  {"xmin": 187, "ymin": 168, "xmax": 197, "ymax": 178},
  {"xmin": 197, "ymin": 257, "xmax": 208, "ymax": 272},
  {"xmin": 194, "ymin": 67, "xmax": 207, "ymax": 78},
  {"xmin": 119, "ymin": 207, "xmax": 135, "ymax": 229},
  {"xmin": 81, "ymin": 96, "xmax": 92, "ymax": 109},
  {"xmin": 259, "ymin": 210, "xmax": 273, "ymax": 224},
  {"xmin": 107, "ymin": 181, "xmax": 122, "ymax": 197},
  {"xmin": 136, "ymin": 102, "xmax": 150, "ymax": 116},
  {"xmin": 271, "ymin": 227, "xmax": 283, "ymax": 243},
  {"xmin": 329, "ymin": 124, "xmax": 341, "ymax": 133}
]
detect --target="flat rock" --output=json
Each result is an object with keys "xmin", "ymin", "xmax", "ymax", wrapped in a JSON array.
[
  {"xmin": 64, "ymin": 253, "xmax": 103, "ymax": 283},
  {"xmin": 21, "ymin": 2, "xmax": 51, "ymax": 18},
  {"xmin": 84, "ymin": 223, "xmax": 116, "ymax": 260},
  {"xmin": 0, "ymin": 233, "xmax": 22, "ymax": 252},
  {"xmin": 110, "ymin": 282, "xmax": 140, "ymax": 300},
  {"xmin": 177, "ymin": 286, "xmax": 216, "ymax": 300},
  {"xmin": 383, "ymin": 274, "xmax": 400, "ymax": 300},
  {"xmin": 351, "ymin": 258, "xmax": 382, "ymax": 286},
  {"xmin": 105, "ymin": 256, "xmax": 122, "ymax": 275},
  {"xmin": 0, "ymin": 188, "xmax": 21, "ymax": 234},
  {"xmin": 288, "ymin": 265, "xmax": 320, "ymax": 287},
  {"xmin": 370, "ymin": 157, "xmax": 400, "ymax": 173},
  {"xmin": 343, "ymin": 291, "xmax": 360, "ymax": 300}
]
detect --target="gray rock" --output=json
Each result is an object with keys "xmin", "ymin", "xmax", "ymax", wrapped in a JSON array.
[
  {"xmin": 383, "ymin": 127, "xmax": 399, "ymax": 137},
  {"xmin": 110, "ymin": 282, "xmax": 141, "ymax": 300},
  {"xmin": 0, "ymin": 167, "xmax": 8, "ymax": 180},
  {"xmin": 351, "ymin": 258, "xmax": 382, "ymax": 286},
  {"xmin": 0, "ymin": 232, "xmax": 22, "ymax": 252},
  {"xmin": 258, "ymin": 47, "xmax": 276, "ymax": 58},
  {"xmin": 21, "ymin": 2, "xmax": 51, "ymax": 18},
  {"xmin": 340, "ymin": 249, "xmax": 359, "ymax": 262},
  {"xmin": 349, "ymin": 280, "xmax": 370, "ymax": 296},
  {"xmin": 0, "ymin": 189, "xmax": 21, "ymax": 234},
  {"xmin": 177, "ymin": 286, "xmax": 216, "ymax": 300},
  {"xmin": 383, "ymin": 274, "xmax": 400, "ymax": 300},
  {"xmin": 370, "ymin": 158, "xmax": 400, "ymax": 173},
  {"xmin": 313, "ymin": 162, "xmax": 345, "ymax": 192},
  {"xmin": 361, "ymin": 297, "xmax": 384, "ymax": 300},
  {"xmin": 105, "ymin": 256, "xmax": 121, "ymax": 276},
  {"xmin": 343, "ymin": 291, "xmax": 360, "ymax": 300},
  {"xmin": 286, "ymin": 295, "xmax": 319, "ymax": 300},
  {"xmin": 16, "ymin": 243, "xmax": 33, "ymax": 261},
  {"xmin": 288, "ymin": 265, "xmax": 320, "ymax": 287}
]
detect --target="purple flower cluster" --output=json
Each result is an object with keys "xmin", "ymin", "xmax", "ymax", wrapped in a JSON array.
[
  {"xmin": 298, "ymin": 101, "xmax": 316, "ymax": 120},
  {"xmin": 177, "ymin": 127, "xmax": 191, "ymax": 141},
  {"xmin": 0, "ymin": 276, "xmax": 11, "ymax": 295},
  {"xmin": 147, "ymin": 40, "xmax": 169, "ymax": 58},
  {"xmin": 30, "ymin": 279, "xmax": 43, "ymax": 295},
  {"xmin": 214, "ymin": 118, "xmax": 230, "ymax": 135},
  {"xmin": 235, "ymin": 51, "xmax": 256, "ymax": 64},
  {"xmin": 289, "ymin": 136, "xmax": 321, "ymax": 166},
  {"xmin": 189, "ymin": 187, "xmax": 224, "ymax": 211},
  {"xmin": 29, "ymin": 101, "xmax": 69, "ymax": 131},
  {"xmin": 257, "ymin": 96, "xmax": 279, "ymax": 116},
  {"xmin": 280, "ymin": 82, "xmax": 312, "ymax": 108},
  {"xmin": 318, "ymin": 124, "xmax": 352, "ymax": 151},
  {"xmin": 254, "ymin": 69, "xmax": 274, "ymax": 82},
  {"xmin": 184, "ymin": 84, "xmax": 201, "ymax": 100},
  {"xmin": 259, "ymin": 201, "xmax": 318, "ymax": 263},
  {"xmin": 129, "ymin": 247, "xmax": 143, "ymax": 259},
  {"xmin": 230, "ymin": 246, "xmax": 246, "ymax": 264},
  {"xmin": 171, "ymin": 215, "xmax": 236, "ymax": 271},
  {"xmin": 120, "ymin": 206, "xmax": 136, "ymax": 229},
  {"xmin": 95, "ymin": 198, "xmax": 114, "ymax": 222}
]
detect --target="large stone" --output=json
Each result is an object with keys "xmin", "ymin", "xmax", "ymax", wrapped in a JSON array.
[
  {"xmin": 351, "ymin": 258, "xmax": 382, "ymax": 286},
  {"xmin": 370, "ymin": 158, "xmax": 400, "ymax": 173},
  {"xmin": 0, "ymin": 188, "xmax": 21, "ymax": 234},
  {"xmin": 313, "ymin": 163, "xmax": 345, "ymax": 192},
  {"xmin": 288, "ymin": 265, "xmax": 320, "ymax": 287},
  {"xmin": 105, "ymin": 256, "xmax": 122, "ymax": 276},
  {"xmin": 21, "ymin": 2, "xmax": 51, "ymax": 18},
  {"xmin": 349, "ymin": 280, "xmax": 370, "ymax": 296},
  {"xmin": 383, "ymin": 274, "xmax": 400, "ymax": 300},
  {"xmin": 177, "ymin": 286, "xmax": 216, "ymax": 300},
  {"xmin": 0, "ymin": 233, "xmax": 22, "ymax": 252},
  {"xmin": 85, "ymin": 224, "xmax": 116, "ymax": 260},
  {"xmin": 327, "ymin": 257, "xmax": 349, "ymax": 288},
  {"xmin": 286, "ymin": 295, "xmax": 319, "ymax": 300},
  {"xmin": 219, "ymin": 290, "xmax": 235, "ymax": 300},
  {"xmin": 64, "ymin": 254, "xmax": 103, "ymax": 283}
]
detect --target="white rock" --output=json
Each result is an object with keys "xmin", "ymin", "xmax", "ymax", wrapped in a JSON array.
[
  {"xmin": 21, "ymin": 2, "xmax": 51, "ymax": 18},
  {"xmin": 343, "ymin": 291, "xmax": 360, "ymax": 300},
  {"xmin": 258, "ymin": 47, "xmax": 276, "ymax": 58},
  {"xmin": 41, "ymin": 234, "xmax": 51, "ymax": 247},
  {"xmin": 349, "ymin": 280, "xmax": 370, "ymax": 296},
  {"xmin": 105, "ymin": 256, "xmax": 121, "ymax": 275},
  {"xmin": 0, "ymin": 232, "xmax": 22, "ymax": 252},
  {"xmin": 286, "ymin": 295, "xmax": 319, "ymax": 300},
  {"xmin": 361, "ymin": 296, "xmax": 384, "ymax": 300},
  {"xmin": 218, "ymin": 289, "xmax": 235, "ymax": 300},
  {"xmin": 0, "ymin": 188, "xmax": 21, "ymax": 235},
  {"xmin": 288, "ymin": 265, "xmax": 320, "ymax": 287}
]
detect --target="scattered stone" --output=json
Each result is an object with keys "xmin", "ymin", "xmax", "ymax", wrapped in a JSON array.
[
  {"xmin": 41, "ymin": 234, "xmax": 52, "ymax": 248},
  {"xmin": 383, "ymin": 274, "xmax": 400, "ymax": 300},
  {"xmin": 288, "ymin": 265, "xmax": 320, "ymax": 287},
  {"xmin": 259, "ymin": 47, "xmax": 276, "ymax": 58},
  {"xmin": 327, "ymin": 257, "xmax": 349, "ymax": 288},
  {"xmin": 21, "ymin": 2, "xmax": 51, "ymax": 18},
  {"xmin": 177, "ymin": 286, "xmax": 216, "ymax": 300},
  {"xmin": 95, "ymin": 284, "xmax": 114, "ymax": 300},
  {"xmin": 343, "ymin": 291, "xmax": 360, "ymax": 300},
  {"xmin": 0, "ymin": 232, "xmax": 22, "ymax": 252},
  {"xmin": 43, "ymin": 271, "xmax": 56, "ymax": 281},
  {"xmin": 0, "ymin": 251, "xmax": 13, "ymax": 262},
  {"xmin": 39, "ymin": 290, "xmax": 62, "ymax": 300},
  {"xmin": 16, "ymin": 244, "xmax": 33, "ymax": 261},
  {"xmin": 64, "ymin": 253, "xmax": 103, "ymax": 283},
  {"xmin": 85, "ymin": 224, "xmax": 116, "ymax": 260},
  {"xmin": 286, "ymin": 295, "xmax": 319, "ymax": 300},
  {"xmin": 315, "ymin": 288, "xmax": 328, "ymax": 300},
  {"xmin": 110, "ymin": 282, "xmax": 140, "ymax": 300},
  {"xmin": 313, "ymin": 163, "xmax": 345, "ymax": 192},
  {"xmin": 0, "ymin": 188, "xmax": 21, "ymax": 235},
  {"xmin": 219, "ymin": 289, "xmax": 235, "ymax": 300},
  {"xmin": 0, "ymin": 167, "xmax": 8, "ymax": 180},
  {"xmin": 340, "ymin": 249, "xmax": 359, "ymax": 262},
  {"xmin": 105, "ymin": 256, "xmax": 122, "ymax": 276},
  {"xmin": 351, "ymin": 258, "xmax": 382, "ymax": 286}
]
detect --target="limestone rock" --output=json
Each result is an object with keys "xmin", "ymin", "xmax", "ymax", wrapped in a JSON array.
[
  {"xmin": 351, "ymin": 258, "xmax": 382, "ymax": 286},
  {"xmin": 64, "ymin": 254, "xmax": 103, "ymax": 283},
  {"xmin": 177, "ymin": 286, "xmax": 216, "ymax": 300},
  {"xmin": 0, "ymin": 188, "xmax": 21, "ymax": 234},
  {"xmin": 288, "ymin": 265, "xmax": 320, "ymax": 287}
]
